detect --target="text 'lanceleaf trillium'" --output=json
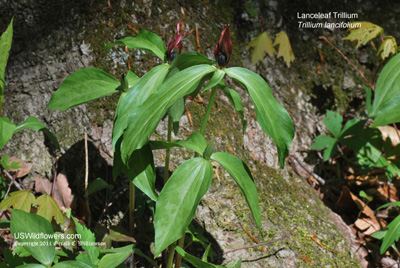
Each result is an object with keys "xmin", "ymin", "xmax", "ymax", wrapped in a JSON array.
[
  {"xmin": 214, "ymin": 24, "xmax": 232, "ymax": 68},
  {"xmin": 167, "ymin": 20, "xmax": 194, "ymax": 63}
]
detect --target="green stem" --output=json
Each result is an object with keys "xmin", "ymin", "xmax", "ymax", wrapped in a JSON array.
[
  {"xmin": 174, "ymin": 235, "xmax": 185, "ymax": 268},
  {"xmin": 166, "ymin": 244, "xmax": 176, "ymax": 268},
  {"xmin": 164, "ymin": 116, "xmax": 173, "ymax": 184},
  {"xmin": 129, "ymin": 182, "xmax": 135, "ymax": 236},
  {"xmin": 199, "ymin": 87, "xmax": 218, "ymax": 136}
]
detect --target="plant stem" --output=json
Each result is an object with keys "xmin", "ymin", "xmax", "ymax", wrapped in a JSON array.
[
  {"xmin": 129, "ymin": 182, "xmax": 135, "ymax": 236},
  {"xmin": 199, "ymin": 87, "xmax": 218, "ymax": 136},
  {"xmin": 164, "ymin": 116, "xmax": 173, "ymax": 184},
  {"xmin": 174, "ymin": 88, "xmax": 218, "ymax": 267},
  {"xmin": 174, "ymin": 235, "xmax": 185, "ymax": 268},
  {"xmin": 166, "ymin": 244, "xmax": 175, "ymax": 268},
  {"xmin": 84, "ymin": 133, "xmax": 92, "ymax": 227}
]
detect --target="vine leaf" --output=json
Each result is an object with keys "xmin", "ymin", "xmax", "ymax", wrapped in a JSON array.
[
  {"xmin": 343, "ymin": 21, "xmax": 383, "ymax": 48},
  {"xmin": 246, "ymin": 32, "xmax": 275, "ymax": 65},
  {"xmin": 273, "ymin": 31, "xmax": 295, "ymax": 68},
  {"xmin": 377, "ymin": 36, "xmax": 398, "ymax": 60},
  {"xmin": 0, "ymin": 190, "xmax": 35, "ymax": 213},
  {"xmin": 35, "ymin": 195, "xmax": 65, "ymax": 225}
]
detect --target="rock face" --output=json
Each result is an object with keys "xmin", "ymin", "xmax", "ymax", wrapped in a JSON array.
[{"xmin": 4, "ymin": 0, "xmax": 397, "ymax": 266}]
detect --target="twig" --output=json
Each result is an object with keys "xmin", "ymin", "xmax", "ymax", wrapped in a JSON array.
[
  {"xmin": 195, "ymin": 26, "xmax": 201, "ymax": 52},
  {"xmin": 258, "ymin": 15, "xmax": 264, "ymax": 33},
  {"xmin": 84, "ymin": 133, "xmax": 92, "ymax": 226},
  {"xmin": 319, "ymin": 36, "xmax": 375, "ymax": 91},
  {"xmin": 223, "ymin": 226, "xmax": 298, "ymax": 255},
  {"xmin": 289, "ymin": 155, "xmax": 326, "ymax": 185},
  {"xmin": 2, "ymin": 169, "xmax": 23, "ymax": 191}
]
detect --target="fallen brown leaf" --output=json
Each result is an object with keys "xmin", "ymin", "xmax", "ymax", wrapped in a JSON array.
[
  {"xmin": 9, "ymin": 156, "xmax": 32, "ymax": 178},
  {"xmin": 35, "ymin": 173, "xmax": 72, "ymax": 210},
  {"xmin": 378, "ymin": 126, "xmax": 400, "ymax": 146}
]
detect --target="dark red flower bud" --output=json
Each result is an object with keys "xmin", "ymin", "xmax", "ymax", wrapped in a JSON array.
[
  {"xmin": 167, "ymin": 20, "xmax": 193, "ymax": 63},
  {"xmin": 214, "ymin": 24, "xmax": 232, "ymax": 68}
]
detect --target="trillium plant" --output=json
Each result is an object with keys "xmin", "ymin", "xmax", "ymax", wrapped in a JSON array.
[{"xmin": 47, "ymin": 22, "xmax": 294, "ymax": 267}]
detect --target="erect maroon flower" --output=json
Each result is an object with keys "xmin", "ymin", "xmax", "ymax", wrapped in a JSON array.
[
  {"xmin": 214, "ymin": 24, "xmax": 232, "ymax": 68},
  {"xmin": 167, "ymin": 20, "xmax": 194, "ymax": 63}
]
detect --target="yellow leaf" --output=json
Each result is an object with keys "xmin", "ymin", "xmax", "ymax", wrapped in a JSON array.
[
  {"xmin": 273, "ymin": 31, "xmax": 295, "ymax": 68},
  {"xmin": 377, "ymin": 36, "xmax": 398, "ymax": 60},
  {"xmin": 343, "ymin": 21, "xmax": 383, "ymax": 48},
  {"xmin": 246, "ymin": 32, "xmax": 275, "ymax": 65},
  {"xmin": 35, "ymin": 194, "xmax": 65, "ymax": 225},
  {"xmin": 0, "ymin": 190, "xmax": 35, "ymax": 212}
]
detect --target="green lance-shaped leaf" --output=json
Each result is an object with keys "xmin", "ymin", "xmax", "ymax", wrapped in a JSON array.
[
  {"xmin": 210, "ymin": 152, "xmax": 261, "ymax": 230},
  {"xmin": 168, "ymin": 97, "xmax": 186, "ymax": 135},
  {"xmin": 14, "ymin": 264, "xmax": 47, "ymax": 268},
  {"xmin": 148, "ymin": 132, "xmax": 208, "ymax": 155},
  {"xmin": 220, "ymin": 84, "xmax": 247, "ymax": 133},
  {"xmin": 154, "ymin": 157, "xmax": 213, "ymax": 256},
  {"xmin": 323, "ymin": 110, "xmax": 342, "ymax": 139},
  {"xmin": 380, "ymin": 215, "xmax": 400, "ymax": 254},
  {"xmin": 202, "ymin": 69, "xmax": 225, "ymax": 92},
  {"xmin": 170, "ymin": 51, "xmax": 214, "ymax": 71},
  {"xmin": 0, "ymin": 18, "xmax": 13, "ymax": 112},
  {"xmin": 14, "ymin": 116, "xmax": 60, "ymax": 150},
  {"xmin": 10, "ymin": 209, "xmax": 55, "ymax": 266},
  {"xmin": 98, "ymin": 249, "xmax": 134, "ymax": 268},
  {"xmin": 120, "ymin": 65, "xmax": 216, "ymax": 163},
  {"xmin": 47, "ymin": 68, "xmax": 120, "ymax": 111},
  {"xmin": 113, "ymin": 140, "xmax": 158, "ymax": 201},
  {"xmin": 73, "ymin": 218, "xmax": 100, "ymax": 265},
  {"xmin": 370, "ymin": 53, "xmax": 400, "ymax": 127},
  {"xmin": 0, "ymin": 117, "xmax": 16, "ymax": 149},
  {"xmin": 113, "ymin": 64, "xmax": 170, "ymax": 149},
  {"xmin": 225, "ymin": 67, "xmax": 294, "ymax": 168},
  {"xmin": 105, "ymin": 30, "xmax": 167, "ymax": 61},
  {"xmin": 175, "ymin": 246, "xmax": 218, "ymax": 268},
  {"xmin": 52, "ymin": 261, "xmax": 94, "ymax": 268}
]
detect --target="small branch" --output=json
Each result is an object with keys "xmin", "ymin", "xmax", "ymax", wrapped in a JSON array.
[
  {"xmin": 258, "ymin": 15, "xmax": 264, "ymax": 33},
  {"xmin": 2, "ymin": 169, "xmax": 23, "ymax": 191},
  {"xmin": 319, "ymin": 36, "xmax": 375, "ymax": 91},
  {"xmin": 195, "ymin": 26, "xmax": 201, "ymax": 52},
  {"xmin": 224, "ymin": 226, "xmax": 298, "ymax": 255},
  {"xmin": 289, "ymin": 155, "xmax": 325, "ymax": 185},
  {"xmin": 50, "ymin": 157, "xmax": 59, "ymax": 197}
]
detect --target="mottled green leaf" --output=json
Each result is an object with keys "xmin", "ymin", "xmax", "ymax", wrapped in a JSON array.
[
  {"xmin": 154, "ymin": 158, "xmax": 213, "ymax": 256},
  {"xmin": 377, "ymin": 36, "xmax": 398, "ymax": 60},
  {"xmin": 0, "ymin": 190, "xmax": 35, "ymax": 212},
  {"xmin": 120, "ymin": 65, "xmax": 216, "ymax": 162},
  {"xmin": 35, "ymin": 194, "xmax": 65, "ymax": 225},
  {"xmin": 47, "ymin": 68, "xmax": 120, "ymax": 111},
  {"xmin": 105, "ymin": 30, "xmax": 167, "ymax": 61},
  {"xmin": 210, "ymin": 152, "xmax": 261, "ymax": 230},
  {"xmin": 225, "ymin": 67, "xmax": 294, "ymax": 167}
]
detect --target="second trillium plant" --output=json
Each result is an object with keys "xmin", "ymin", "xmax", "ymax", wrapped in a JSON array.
[{"xmin": 47, "ymin": 23, "xmax": 294, "ymax": 267}]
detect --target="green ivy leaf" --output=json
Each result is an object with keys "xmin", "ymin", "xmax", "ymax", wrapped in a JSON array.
[
  {"xmin": 225, "ymin": 67, "xmax": 294, "ymax": 168},
  {"xmin": 14, "ymin": 116, "xmax": 60, "ymax": 150},
  {"xmin": 105, "ymin": 30, "xmax": 167, "ymax": 61},
  {"xmin": 343, "ymin": 21, "xmax": 383, "ymax": 49},
  {"xmin": 35, "ymin": 195, "xmax": 65, "ymax": 225},
  {"xmin": 0, "ymin": 117, "xmax": 16, "ymax": 149},
  {"xmin": 377, "ymin": 36, "xmax": 398, "ymax": 60},
  {"xmin": 273, "ymin": 31, "xmax": 295, "ymax": 68},
  {"xmin": 370, "ymin": 53, "xmax": 400, "ymax": 126},
  {"xmin": 0, "ymin": 18, "xmax": 13, "ymax": 112},
  {"xmin": 380, "ymin": 215, "xmax": 400, "ymax": 254},
  {"xmin": 10, "ymin": 209, "xmax": 55, "ymax": 266},
  {"xmin": 120, "ymin": 65, "xmax": 216, "ymax": 163},
  {"xmin": 311, "ymin": 135, "xmax": 337, "ymax": 161},
  {"xmin": 210, "ymin": 152, "xmax": 261, "ymax": 231},
  {"xmin": 246, "ymin": 32, "xmax": 275, "ymax": 65},
  {"xmin": 0, "ymin": 190, "xmax": 35, "ymax": 212},
  {"xmin": 154, "ymin": 158, "xmax": 213, "ymax": 256},
  {"xmin": 47, "ymin": 68, "xmax": 120, "ymax": 111}
]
